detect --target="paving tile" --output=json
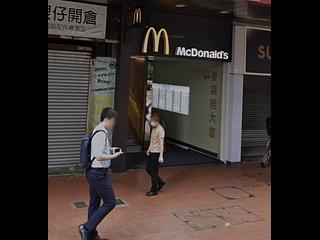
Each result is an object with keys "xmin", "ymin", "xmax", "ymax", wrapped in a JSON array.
[{"xmin": 48, "ymin": 162, "xmax": 270, "ymax": 240}]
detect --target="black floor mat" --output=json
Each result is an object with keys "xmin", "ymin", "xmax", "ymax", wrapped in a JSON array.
[{"xmin": 128, "ymin": 143, "xmax": 221, "ymax": 169}]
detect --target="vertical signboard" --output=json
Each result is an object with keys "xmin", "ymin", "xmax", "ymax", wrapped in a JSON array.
[{"xmin": 89, "ymin": 57, "xmax": 117, "ymax": 132}]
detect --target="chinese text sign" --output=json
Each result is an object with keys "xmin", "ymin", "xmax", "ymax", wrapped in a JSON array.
[{"xmin": 48, "ymin": 0, "xmax": 107, "ymax": 39}]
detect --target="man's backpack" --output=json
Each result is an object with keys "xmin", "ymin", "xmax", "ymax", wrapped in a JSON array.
[{"xmin": 80, "ymin": 130, "xmax": 107, "ymax": 170}]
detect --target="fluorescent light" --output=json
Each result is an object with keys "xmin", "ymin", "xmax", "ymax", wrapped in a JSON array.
[
  {"xmin": 175, "ymin": 4, "xmax": 186, "ymax": 8},
  {"xmin": 220, "ymin": 10, "xmax": 230, "ymax": 14}
]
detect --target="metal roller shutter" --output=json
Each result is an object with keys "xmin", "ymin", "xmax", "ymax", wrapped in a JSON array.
[
  {"xmin": 241, "ymin": 75, "xmax": 271, "ymax": 159},
  {"xmin": 48, "ymin": 49, "xmax": 91, "ymax": 169}
]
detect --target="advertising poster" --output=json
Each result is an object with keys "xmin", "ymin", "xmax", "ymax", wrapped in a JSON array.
[{"xmin": 89, "ymin": 57, "xmax": 117, "ymax": 132}]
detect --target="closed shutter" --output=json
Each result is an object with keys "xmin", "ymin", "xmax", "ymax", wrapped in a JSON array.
[
  {"xmin": 241, "ymin": 75, "xmax": 271, "ymax": 158},
  {"xmin": 48, "ymin": 49, "xmax": 91, "ymax": 168}
]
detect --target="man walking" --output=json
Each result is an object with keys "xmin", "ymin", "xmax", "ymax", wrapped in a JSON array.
[{"xmin": 79, "ymin": 108, "xmax": 122, "ymax": 240}]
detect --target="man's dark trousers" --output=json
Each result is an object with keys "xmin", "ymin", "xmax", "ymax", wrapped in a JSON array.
[
  {"xmin": 146, "ymin": 153, "xmax": 164, "ymax": 192},
  {"xmin": 84, "ymin": 169, "xmax": 116, "ymax": 233}
]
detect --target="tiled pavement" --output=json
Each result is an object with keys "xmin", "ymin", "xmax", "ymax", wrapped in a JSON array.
[{"xmin": 48, "ymin": 162, "xmax": 271, "ymax": 240}]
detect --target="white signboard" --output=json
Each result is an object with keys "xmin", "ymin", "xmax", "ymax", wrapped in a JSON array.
[
  {"xmin": 48, "ymin": 0, "xmax": 107, "ymax": 39},
  {"xmin": 89, "ymin": 57, "xmax": 117, "ymax": 131},
  {"xmin": 152, "ymin": 83, "xmax": 190, "ymax": 115}
]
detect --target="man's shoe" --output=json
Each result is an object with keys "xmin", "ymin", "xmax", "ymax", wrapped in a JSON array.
[
  {"xmin": 158, "ymin": 181, "xmax": 166, "ymax": 191},
  {"xmin": 79, "ymin": 224, "xmax": 91, "ymax": 240},
  {"xmin": 146, "ymin": 191, "xmax": 157, "ymax": 196}
]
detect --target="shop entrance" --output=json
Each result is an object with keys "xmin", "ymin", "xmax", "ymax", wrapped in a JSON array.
[{"xmin": 127, "ymin": 56, "xmax": 224, "ymax": 168}]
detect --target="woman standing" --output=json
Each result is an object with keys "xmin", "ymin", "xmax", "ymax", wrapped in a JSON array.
[{"xmin": 145, "ymin": 113, "xmax": 166, "ymax": 196}]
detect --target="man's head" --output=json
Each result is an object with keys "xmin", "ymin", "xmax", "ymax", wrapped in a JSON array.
[{"xmin": 101, "ymin": 108, "xmax": 118, "ymax": 130}]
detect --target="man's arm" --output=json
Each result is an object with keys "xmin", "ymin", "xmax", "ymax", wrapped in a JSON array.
[
  {"xmin": 96, "ymin": 153, "xmax": 121, "ymax": 161},
  {"xmin": 158, "ymin": 127, "xmax": 165, "ymax": 162},
  {"xmin": 159, "ymin": 138, "xmax": 164, "ymax": 162},
  {"xmin": 92, "ymin": 132, "xmax": 121, "ymax": 161}
]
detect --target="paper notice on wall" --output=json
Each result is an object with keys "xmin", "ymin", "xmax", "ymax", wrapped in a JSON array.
[
  {"xmin": 173, "ymin": 90, "xmax": 181, "ymax": 112},
  {"xmin": 165, "ymin": 89, "xmax": 173, "ymax": 111},
  {"xmin": 89, "ymin": 57, "xmax": 117, "ymax": 132},
  {"xmin": 152, "ymin": 85, "xmax": 159, "ymax": 108},
  {"xmin": 180, "ymin": 91, "xmax": 190, "ymax": 115},
  {"xmin": 158, "ymin": 87, "xmax": 166, "ymax": 109},
  {"xmin": 152, "ymin": 83, "xmax": 190, "ymax": 115}
]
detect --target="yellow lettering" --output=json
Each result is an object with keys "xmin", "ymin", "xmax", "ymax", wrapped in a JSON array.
[
  {"xmin": 266, "ymin": 46, "xmax": 271, "ymax": 60},
  {"xmin": 258, "ymin": 45, "xmax": 265, "ymax": 59}
]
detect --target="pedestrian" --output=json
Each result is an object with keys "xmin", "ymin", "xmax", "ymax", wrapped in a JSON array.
[
  {"xmin": 79, "ymin": 108, "xmax": 123, "ymax": 240},
  {"xmin": 145, "ymin": 113, "xmax": 166, "ymax": 196}
]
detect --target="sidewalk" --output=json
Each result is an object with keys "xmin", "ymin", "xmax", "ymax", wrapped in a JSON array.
[{"xmin": 48, "ymin": 162, "xmax": 271, "ymax": 240}]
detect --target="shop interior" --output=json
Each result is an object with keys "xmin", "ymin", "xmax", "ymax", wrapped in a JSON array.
[{"xmin": 127, "ymin": 56, "xmax": 224, "ymax": 168}]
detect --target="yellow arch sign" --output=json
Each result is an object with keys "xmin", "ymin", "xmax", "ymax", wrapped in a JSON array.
[{"xmin": 141, "ymin": 27, "xmax": 169, "ymax": 55}]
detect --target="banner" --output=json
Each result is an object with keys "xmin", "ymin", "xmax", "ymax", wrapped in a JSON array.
[
  {"xmin": 89, "ymin": 57, "xmax": 117, "ymax": 132},
  {"xmin": 48, "ymin": 0, "xmax": 107, "ymax": 39}
]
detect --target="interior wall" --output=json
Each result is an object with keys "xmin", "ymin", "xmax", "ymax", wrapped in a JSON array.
[
  {"xmin": 153, "ymin": 59, "xmax": 223, "ymax": 154},
  {"xmin": 129, "ymin": 58, "xmax": 146, "ymax": 107}
]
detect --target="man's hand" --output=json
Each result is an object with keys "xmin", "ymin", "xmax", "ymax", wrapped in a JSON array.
[
  {"xmin": 158, "ymin": 156, "xmax": 164, "ymax": 163},
  {"xmin": 146, "ymin": 149, "xmax": 150, "ymax": 156},
  {"xmin": 110, "ymin": 152, "xmax": 122, "ymax": 159}
]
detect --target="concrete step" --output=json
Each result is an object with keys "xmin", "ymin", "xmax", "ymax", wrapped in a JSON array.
[
  {"xmin": 127, "ymin": 138, "xmax": 138, "ymax": 145},
  {"xmin": 126, "ymin": 145, "xmax": 142, "ymax": 153}
]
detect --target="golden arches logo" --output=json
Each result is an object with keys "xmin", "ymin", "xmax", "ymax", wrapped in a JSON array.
[
  {"xmin": 141, "ymin": 27, "xmax": 169, "ymax": 55},
  {"xmin": 133, "ymin": 8, "xmax": 142, "ymax": 24}
]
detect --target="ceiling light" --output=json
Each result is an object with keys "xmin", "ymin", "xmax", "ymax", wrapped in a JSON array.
[
  {"xmin": 220, "ymin": 10, "xmax": 230, "ymax": 14},
  {"xmin": 175, "ymin": 4, "xmax": 187, "ymax": 8}
]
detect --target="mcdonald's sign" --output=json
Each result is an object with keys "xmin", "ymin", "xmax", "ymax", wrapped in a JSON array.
[
  {"xmin": 133, "ymin": 8, "xmax": 142, "ymax": 24},
  {"xmin": 141, "ymin": 27, "xmax": 169, "ymax": 55}
]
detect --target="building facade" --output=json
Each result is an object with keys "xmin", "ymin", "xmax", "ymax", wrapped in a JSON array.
[{"xmin": 48, "ymin": 0, "xmax": 271, "ymax": 173}]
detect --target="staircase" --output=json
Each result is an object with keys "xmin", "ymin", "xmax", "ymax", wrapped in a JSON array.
[{"xmin": 127, "ymin": 121, "xmax": 142, "ymax": 153}]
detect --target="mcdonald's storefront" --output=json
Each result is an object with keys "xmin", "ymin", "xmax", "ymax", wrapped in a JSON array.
[{"xmin": 111, "ymin": 5, "xmax": 239, "ymax": 172}]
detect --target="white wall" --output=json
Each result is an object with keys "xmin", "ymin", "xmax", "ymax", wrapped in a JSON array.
[{"xmin": 153, "ymin": 60, "xmax": 223, "ymax": 155}]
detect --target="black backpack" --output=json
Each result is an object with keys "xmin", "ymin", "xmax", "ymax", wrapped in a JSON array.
[{"xmin": 80, "ymin": 130, "xmax": 107, "ymax": 170}]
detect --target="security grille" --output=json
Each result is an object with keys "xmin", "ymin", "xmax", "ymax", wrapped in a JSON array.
[
  {"xmin": 241, "ymin": 74, "xmax": 271, "ymax": 158},
  {"xmin": 48, "ymin": 49, "xmax": 91, "ymax": 168}
]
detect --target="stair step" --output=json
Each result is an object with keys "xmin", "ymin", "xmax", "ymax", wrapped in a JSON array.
[
  {"xmin": 127, "ymin": 145, "xmax": 142, "ymax": 153},
  {"xmin": 127, "ymin": 138, "xmax": 138, "ymax": 145}
]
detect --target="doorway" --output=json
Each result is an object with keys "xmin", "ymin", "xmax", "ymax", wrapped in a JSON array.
[{"xmin": 127, "ymin": 56, "xmax": 224, "ymax": 168}]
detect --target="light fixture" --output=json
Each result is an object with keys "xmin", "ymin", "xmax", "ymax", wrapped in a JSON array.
[
  {"xmin": 220, "ymin": 10, "xmax": 230, "ymax": 14},
  {"xmin": 175, "ymin": 4, "xmax": 187, "ymax": 8},
  {"xmin": 130, "ymin": 56, "xmax": 146, "ymax": 61}
]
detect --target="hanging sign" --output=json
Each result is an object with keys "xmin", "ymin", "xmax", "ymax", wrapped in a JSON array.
[{"xmin": 48, "ymin": 0, "xmax": 107, "ymax": 39}]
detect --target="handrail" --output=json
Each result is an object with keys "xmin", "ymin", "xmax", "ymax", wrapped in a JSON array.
[{"xmin": 128, "ymin": 91, "xmax": 143, "ymax": 144}]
